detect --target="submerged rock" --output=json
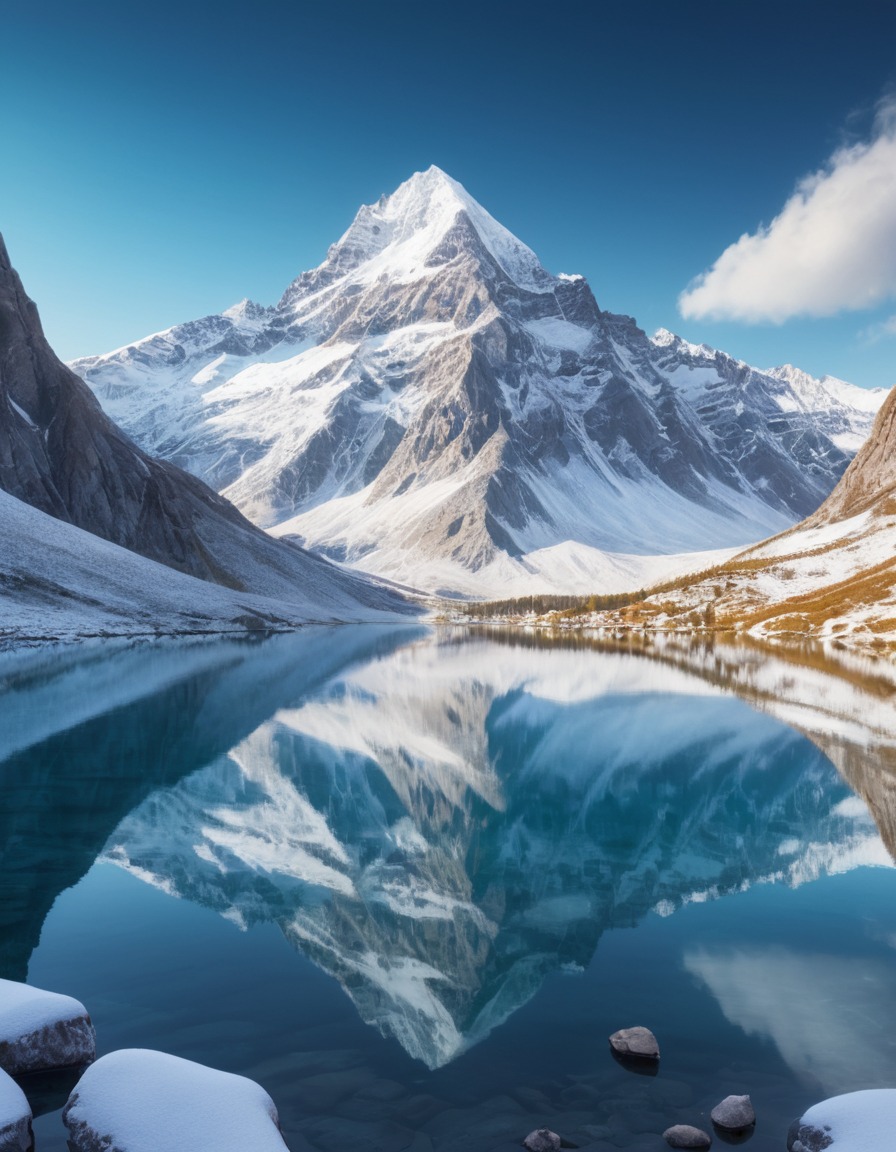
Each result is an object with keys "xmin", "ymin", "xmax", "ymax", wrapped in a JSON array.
[
  {"xmin": 0, "ymin": 979, "xmax": 95, "ymax": 1076},
  {"xmin": 711, "ymin": 1094, "xmax": 755, "ymax": 1132},
  {"xmin": 608, "ymin": 1026, "xmax": 660, "ymax": 1061},
  {"xmin": 663, "ymin": 1125, "xmax": 712, "ymax": 1149},
  {"xmin": 787, "ymin": 1088, "xmax": 896, "ymax": 1151},
  {"xmin": 63, "ymin": 1049, "xmax": 288, "ymax": 1152},
  {"xmin": 523, "ymin": 1128, "xmax": 561, "ymax": 1152},
  {"xmin": 0, "ymin": 1069, "xmax": 32, "ymax": 1152}
]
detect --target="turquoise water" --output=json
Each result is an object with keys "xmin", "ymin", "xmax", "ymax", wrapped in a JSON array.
[{"xmin": 2, "ymin": 628, "xmax": 895, "ymax": 1151}]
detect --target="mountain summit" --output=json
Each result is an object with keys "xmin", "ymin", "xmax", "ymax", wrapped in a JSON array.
[
  {"xmin": 73, "ymin": 170, "xmax": 888, "ymax": 596},
  {"xmin": 279, "ymin": 166, "xmax": 554, "ymax": 310}
]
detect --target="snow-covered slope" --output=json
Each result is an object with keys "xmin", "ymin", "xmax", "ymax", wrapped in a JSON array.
[
  {"xmin": 0, "ymin": 486, "xmax": 403, "ymax": 646},
  {"xmin": 102, "ymin": 636, "xmax": 888, "ymax": 1069},
  {"xmin": 73, "ymin": 168, "xmax": 888, "ymax": 597},
  {"xmin": 763, "ymin": 363, "xmax": 888, "ymax": 453}
]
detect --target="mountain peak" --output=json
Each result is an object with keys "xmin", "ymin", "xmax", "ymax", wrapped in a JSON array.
[
  {"xmin": 396, "ymin": 163, "xmax": 465, "ymax": 199},
  {"xmin": 284, "ymin": 166, "xmax": 554, "ymax": 301}
]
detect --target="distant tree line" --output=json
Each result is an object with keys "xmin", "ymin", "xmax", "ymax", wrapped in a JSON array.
[
  {"xmin": 461, "ymin": 590, "xmax": 648, "ymax": 618},
  {"xmin": 459, "ymin": 561, "xmax": 737, "ymax": 621}
]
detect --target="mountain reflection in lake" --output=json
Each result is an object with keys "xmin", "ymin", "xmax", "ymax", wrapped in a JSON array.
[{"xmin": 3, "ymin": 627, "xmax": 896, "ymax": 1152}]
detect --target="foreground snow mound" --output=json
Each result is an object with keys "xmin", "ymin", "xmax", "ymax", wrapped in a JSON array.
[
  {"xmin": 0, "ymin": 1070, "xmax": 31, "ymax": 1152},
  {"xmin": 0, "ymin": 979, "xmax": 95, "ymax": 1076},
  {"xmin": 787, "ymin": 1088, "xmax": 896, "ymax": 1151},
  {"xmin": 63, "ymin": 1049, "xmax": 288, "ymax": 1152}
]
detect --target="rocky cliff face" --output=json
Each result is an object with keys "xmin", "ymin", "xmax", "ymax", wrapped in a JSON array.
[
  {"xmin": 0, "ymin": 236, "xmax": 406, "ymax": 615},
  {"xmin": 72, "ymin": 168, "xmax": 887, "ymax": 596},
  {"xmin": 804, "ymin": 378, "xmax": 896, "ymax": 524}
]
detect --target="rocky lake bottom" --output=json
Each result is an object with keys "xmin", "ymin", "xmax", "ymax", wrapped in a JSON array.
[{"xmin": 2, "ymin": 626, "xmax": 895, "ymax": 1151}]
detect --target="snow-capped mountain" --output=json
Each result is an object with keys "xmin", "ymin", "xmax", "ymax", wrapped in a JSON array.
[
  {"xmin": 0, "ymin": 234, "xmax": 409, "ymax": 627},
  {"xmin": 73, "ymin": 168, "xmax": 887, "ymax": 596},
  {"xmin": 102, "ymin": 637, "xmax": 889, "ymax": 1069}
]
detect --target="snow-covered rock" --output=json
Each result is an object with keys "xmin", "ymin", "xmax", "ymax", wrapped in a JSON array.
[
  {"xmin": 787, "ymin": 1089, "xmax": 896, "ymax": 1151},
  {"xmin": 609, "ymin": 370, "xmax": 896, "ymax": 647},
  {"xmin": 62, "ymin": 1049, "xmax": 288, "ymax": 1152},
  {"xmin": 72, "ymin": 167, "xmax": 889, "ymax": 598},
  {"xmin": 0, "ymin": 1070, "xmax": 31, "ymax": 1152},
  {"xmin": 0, "ymin": 979, "xmax": 95, "ymax": 1075}
]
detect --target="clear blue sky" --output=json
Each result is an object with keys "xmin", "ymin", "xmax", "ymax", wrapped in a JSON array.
[{"xmin": 2, "ymin": 0, "xmax": 895, "ymax": 387}]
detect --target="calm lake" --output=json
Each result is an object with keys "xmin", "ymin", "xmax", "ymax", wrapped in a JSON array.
[{"xmin": 2, "ymin": 626, "xmax": 896, "ymax": 1152}]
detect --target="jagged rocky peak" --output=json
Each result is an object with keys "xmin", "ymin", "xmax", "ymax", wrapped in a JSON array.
[
  {"xmin": 651, "ymin": 327, "xmax": 721, "ymax": 362},
  {"xmin": 278, "ymin": 166, "xmax": 563, "ymax": 317},
  {"xmin": 221, "ymin": 297, "xmax": 274, "ymax": 324}
]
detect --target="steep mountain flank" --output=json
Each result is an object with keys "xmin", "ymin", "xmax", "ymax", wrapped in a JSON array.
[
  {"xmin": 804, "ymin": 379, "xmax": 896, "ymax": 524},
  {"xmin": 0, "ymin": 235, "xmax": 407, "ymax": 619}
]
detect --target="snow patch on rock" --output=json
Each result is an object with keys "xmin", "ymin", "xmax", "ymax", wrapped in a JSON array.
[
  {"xmin": 788, "ymin": 1089, "xmax": 896, "ymax": 1152},
  {"xmin": 0, "ymin": 1069, "xmax": 31, "ymax": 1152},
  {"xmin": 63, "ymin": 1049, "xmax": 288, "ymax": 1152},
  {"xmin": 0, "ymin": 979, "xmax": 95, "ymax": 1076}
]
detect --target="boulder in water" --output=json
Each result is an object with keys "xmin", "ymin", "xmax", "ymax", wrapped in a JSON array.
[
  {"xmin": 0, "ymin": 979, "xmax": 95, "ymax": 1076},
  {"xmin": 787, "ymin": 1088, "xmax": 896, "ymax": 1151},
  {"xmin": 711, "ymin": 1094, "xmax": 755, "ymax": 1132},
  {"xmin": 63, "ymin": 1049, "xmax": 288, "ymax": 1152},
  {"xmin": 0, "ymin": 1069, "xmax": 32, "ymax": 1152},
  {"xmin": 608, "ymin": 1025, "xmax": 660, "ymax": 1061},
  {"xmin": 663, "ymin": 1124, "xmax": 712, "ymax": 1149}
]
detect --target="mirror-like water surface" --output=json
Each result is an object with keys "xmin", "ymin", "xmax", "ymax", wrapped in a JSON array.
[{"xmin": 2, "ymin": 627, "xmax": 896, "ymax": 1152}]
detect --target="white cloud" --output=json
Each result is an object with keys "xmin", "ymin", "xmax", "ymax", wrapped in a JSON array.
[{"xmin": 679, "ymin": 102, "xmax": 896, "ymax": 323}]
